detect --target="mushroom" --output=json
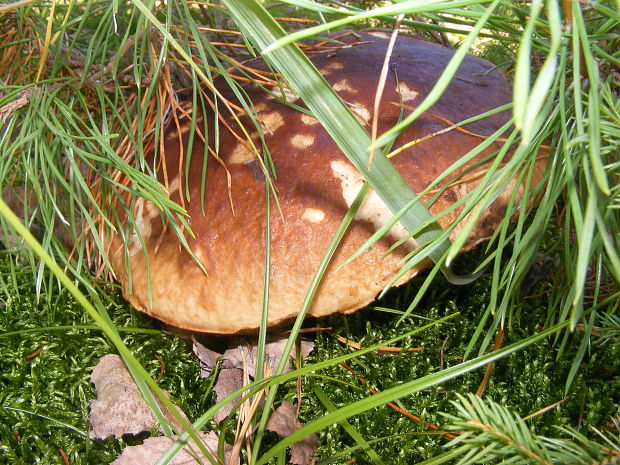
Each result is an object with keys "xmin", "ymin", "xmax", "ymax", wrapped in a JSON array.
[{"xmin": 108, "ymin": 32, "xmax": 547, "ymax": 334}]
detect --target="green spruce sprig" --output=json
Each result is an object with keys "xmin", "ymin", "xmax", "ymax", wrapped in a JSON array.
[{"xmin": 443, "ymin": 393, "xmax": 620, "ymax": 465}]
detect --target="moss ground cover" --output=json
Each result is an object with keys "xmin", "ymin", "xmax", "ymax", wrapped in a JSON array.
[{"xmin": 0, "ymin": 246, "xmax": 617, "ymax": 464}]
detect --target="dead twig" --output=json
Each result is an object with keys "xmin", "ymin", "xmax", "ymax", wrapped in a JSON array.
[
  {"xmin": 475, "ymin": 327, "xmax": 505, "ymax": 397},
  {"xmin": 0, "ymin": 87, "xmax": 37, "ymax": 121},
  {"xmin": 336, "ymin": 335, "xmax": 424, "ymax": 353}
]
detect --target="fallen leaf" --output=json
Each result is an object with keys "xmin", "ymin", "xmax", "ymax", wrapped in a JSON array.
[
  {"xmin": 111, "ymin": 431, "xmax": 238, "ymax": 465},
  {"xmin": 192, "ymin": 337, "xmax": 221, "ymax": 378},
  {"xmin": 193, "ymin": 336, "xmax": 314, "ymax": 378},
  {"xmin": 266, "ymin": 402, "xmax": 318, "ymax": 465},
  {"xmin": 193, "ymin": 336, "xmax": 314, "ymax": 423},
  {"xmin": 0, "ymin": 87, "xmax": 36, "ymax": 120},
  {"xmin": 212, "ymin": 368, "xmax": 243, "ymax": 424},
  {"xmin": 221, "ymin": 337, "xmax": 314, "ymax": 378},
  {"xmin": 91, "ymin": 355, "xmax": 235, "ymax": 464},
  {"xmin": 89, "ymin": 354, "xmax": 188, "ymax": 439}
]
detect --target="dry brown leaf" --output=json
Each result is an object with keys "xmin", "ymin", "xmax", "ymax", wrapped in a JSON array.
[
  {"xmin": 193, "ymin": 336, "xmax": 314, "ymax": 423},
  {"xmin": 212, "ymin": 368, "xmax": 243, "ymax": 424},
  {"xmin": 193, "ymin": 336, "xmax": 314, "ymax": 378},
  {"xmin": 89, "ymin": 354, "xmax": 189, "ymax": 439},
  {"xmin": 111, "ymin": 431, "xmax": 238, "ymax": 465},
  {"xmin": 191, "ymin": 336, "xmax": 221, "ymax": 378},
  {"xmin": 266, "ymin": 402, "xmax": 318, "ymax": 465}
]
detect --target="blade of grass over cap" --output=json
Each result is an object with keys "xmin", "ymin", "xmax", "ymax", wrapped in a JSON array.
[
  {"xmin": 512, "ymin": 0, "xmax": 543, "ymax": 133},
  {"xmin": 222, "ymin": 0, "xmax": 464, "ymax": 282},
  {"xmin": 371, "ymin": 0, "xmax": 500, "ymax": 151},
  {"xmin": 572, "ymin": 0, "xmax": 610, "ymax": 196},
  {"xmin": 513, "ymin": 0, "xmax": 562, "ymax": 146},
  {"xmin": 262, "ymin": 0, "xmax": 492, "ymax": 54}
]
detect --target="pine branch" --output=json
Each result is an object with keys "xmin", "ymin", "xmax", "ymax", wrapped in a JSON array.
[{"xmin": 443, "ymin": 394, "xmax": 620, "ymax": 465}]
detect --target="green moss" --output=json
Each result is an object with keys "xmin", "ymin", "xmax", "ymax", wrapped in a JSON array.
[
  {"xmin": 295, "ymin": 271, "xmax": 619, "ymax": 464},
  {"xmin": 0, "ymin": 247, "xmax": 617, "ymax": 464},
  {"xmin": 0, "ymin": 253, "xmax": 214, "ymax": 464}
]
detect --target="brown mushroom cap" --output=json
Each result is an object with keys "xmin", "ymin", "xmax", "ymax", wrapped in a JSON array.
[{"xmin": 109, "ymin": 32, "xmax": 546, "ymax": 334}]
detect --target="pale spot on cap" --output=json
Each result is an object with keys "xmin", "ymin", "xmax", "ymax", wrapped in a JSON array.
[
  {"xmin": 270, "ymin": 86, "xmax": 299, "ymax": 102},
  {"xmin": 253, "ymin": 102, "xmax": 269, "ymax": 113},
  {"xmin": 128, "ymin": 197, "xmax": 160, "ymax": 255},
  {"xmin": 368, "ymin": 31, "xmax": 391, "ymax": 40},
  {"xmin": 326, "ymin": 61, "xmax": 344, "ymax": 70},
  {"xmin": 229, "ymin": 142, "xmax": 255, "ymax": 165},
  {"xmin": 350, "ymin": 105, "xmax": 371, "ymax": 125},
  {"xmin": 330, "ymin": 160, "xmax": 417, "ymax": 250},
  {"xmin": 301, "ymin": 114, "xmax": 320, "ymax": 126},
  {"xmin": 333, "ymin": 79, "xmax": 357, "ymax": 94},
  {"xmin": 168, "ymin": 176, "xmax": 181, "ymax": 194},
  {"xmin": 302, "ymin": 208, "xmax": 326, "ymax": 224},
  {"xmin": 179, "ymin": 123, "xmax": 192, "ymax": 136},
  {"xmin": 261, "ymin": 111, "xmax": 284, "ymax": 134},
  {"xmin": 290, "ymin": 134, "xmax": 315, "ymax": 149},
  {"xmin": 397, "ymin": 81, "xmax": 419, "ymax": 102}
]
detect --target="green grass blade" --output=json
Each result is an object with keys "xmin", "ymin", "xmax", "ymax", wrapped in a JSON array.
[
  {"xmin": 255, "ymin": 316, "xmax": 577, "ymax": 465},
  {"xmin": 372, "ymin": 0, "xmax": 500, "ymax": 150},
  {"xmin": 314, "ymin": 387, "xmax": 385, "ymax": 465},
  {"xmin": 263, "ymin": 0, "xmax": 492, "ymax": 54},
  {"xmin": 222, "ymin": 0, "xmax": 479, "ymax": 285},
  {"xmin": 0, "ymin": 198, "xmax": 218, "ymax": 465},
  {"xmin": 513, "ymin": 0, "xmax": 542, "ymax": 130},
  {"xmin": 517, "ymin": 0, "xmax": 562, "ymax": 145}
]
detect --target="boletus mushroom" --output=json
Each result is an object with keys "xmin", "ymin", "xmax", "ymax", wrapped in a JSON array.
[{"xmin": 108, "ymin": 32, "xmax": 546, "ymax": 334}]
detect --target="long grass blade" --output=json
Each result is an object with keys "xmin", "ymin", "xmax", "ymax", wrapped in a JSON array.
[{"xmin": 222, "ymin": 0, "xmax": 479, "ymax": 286}]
